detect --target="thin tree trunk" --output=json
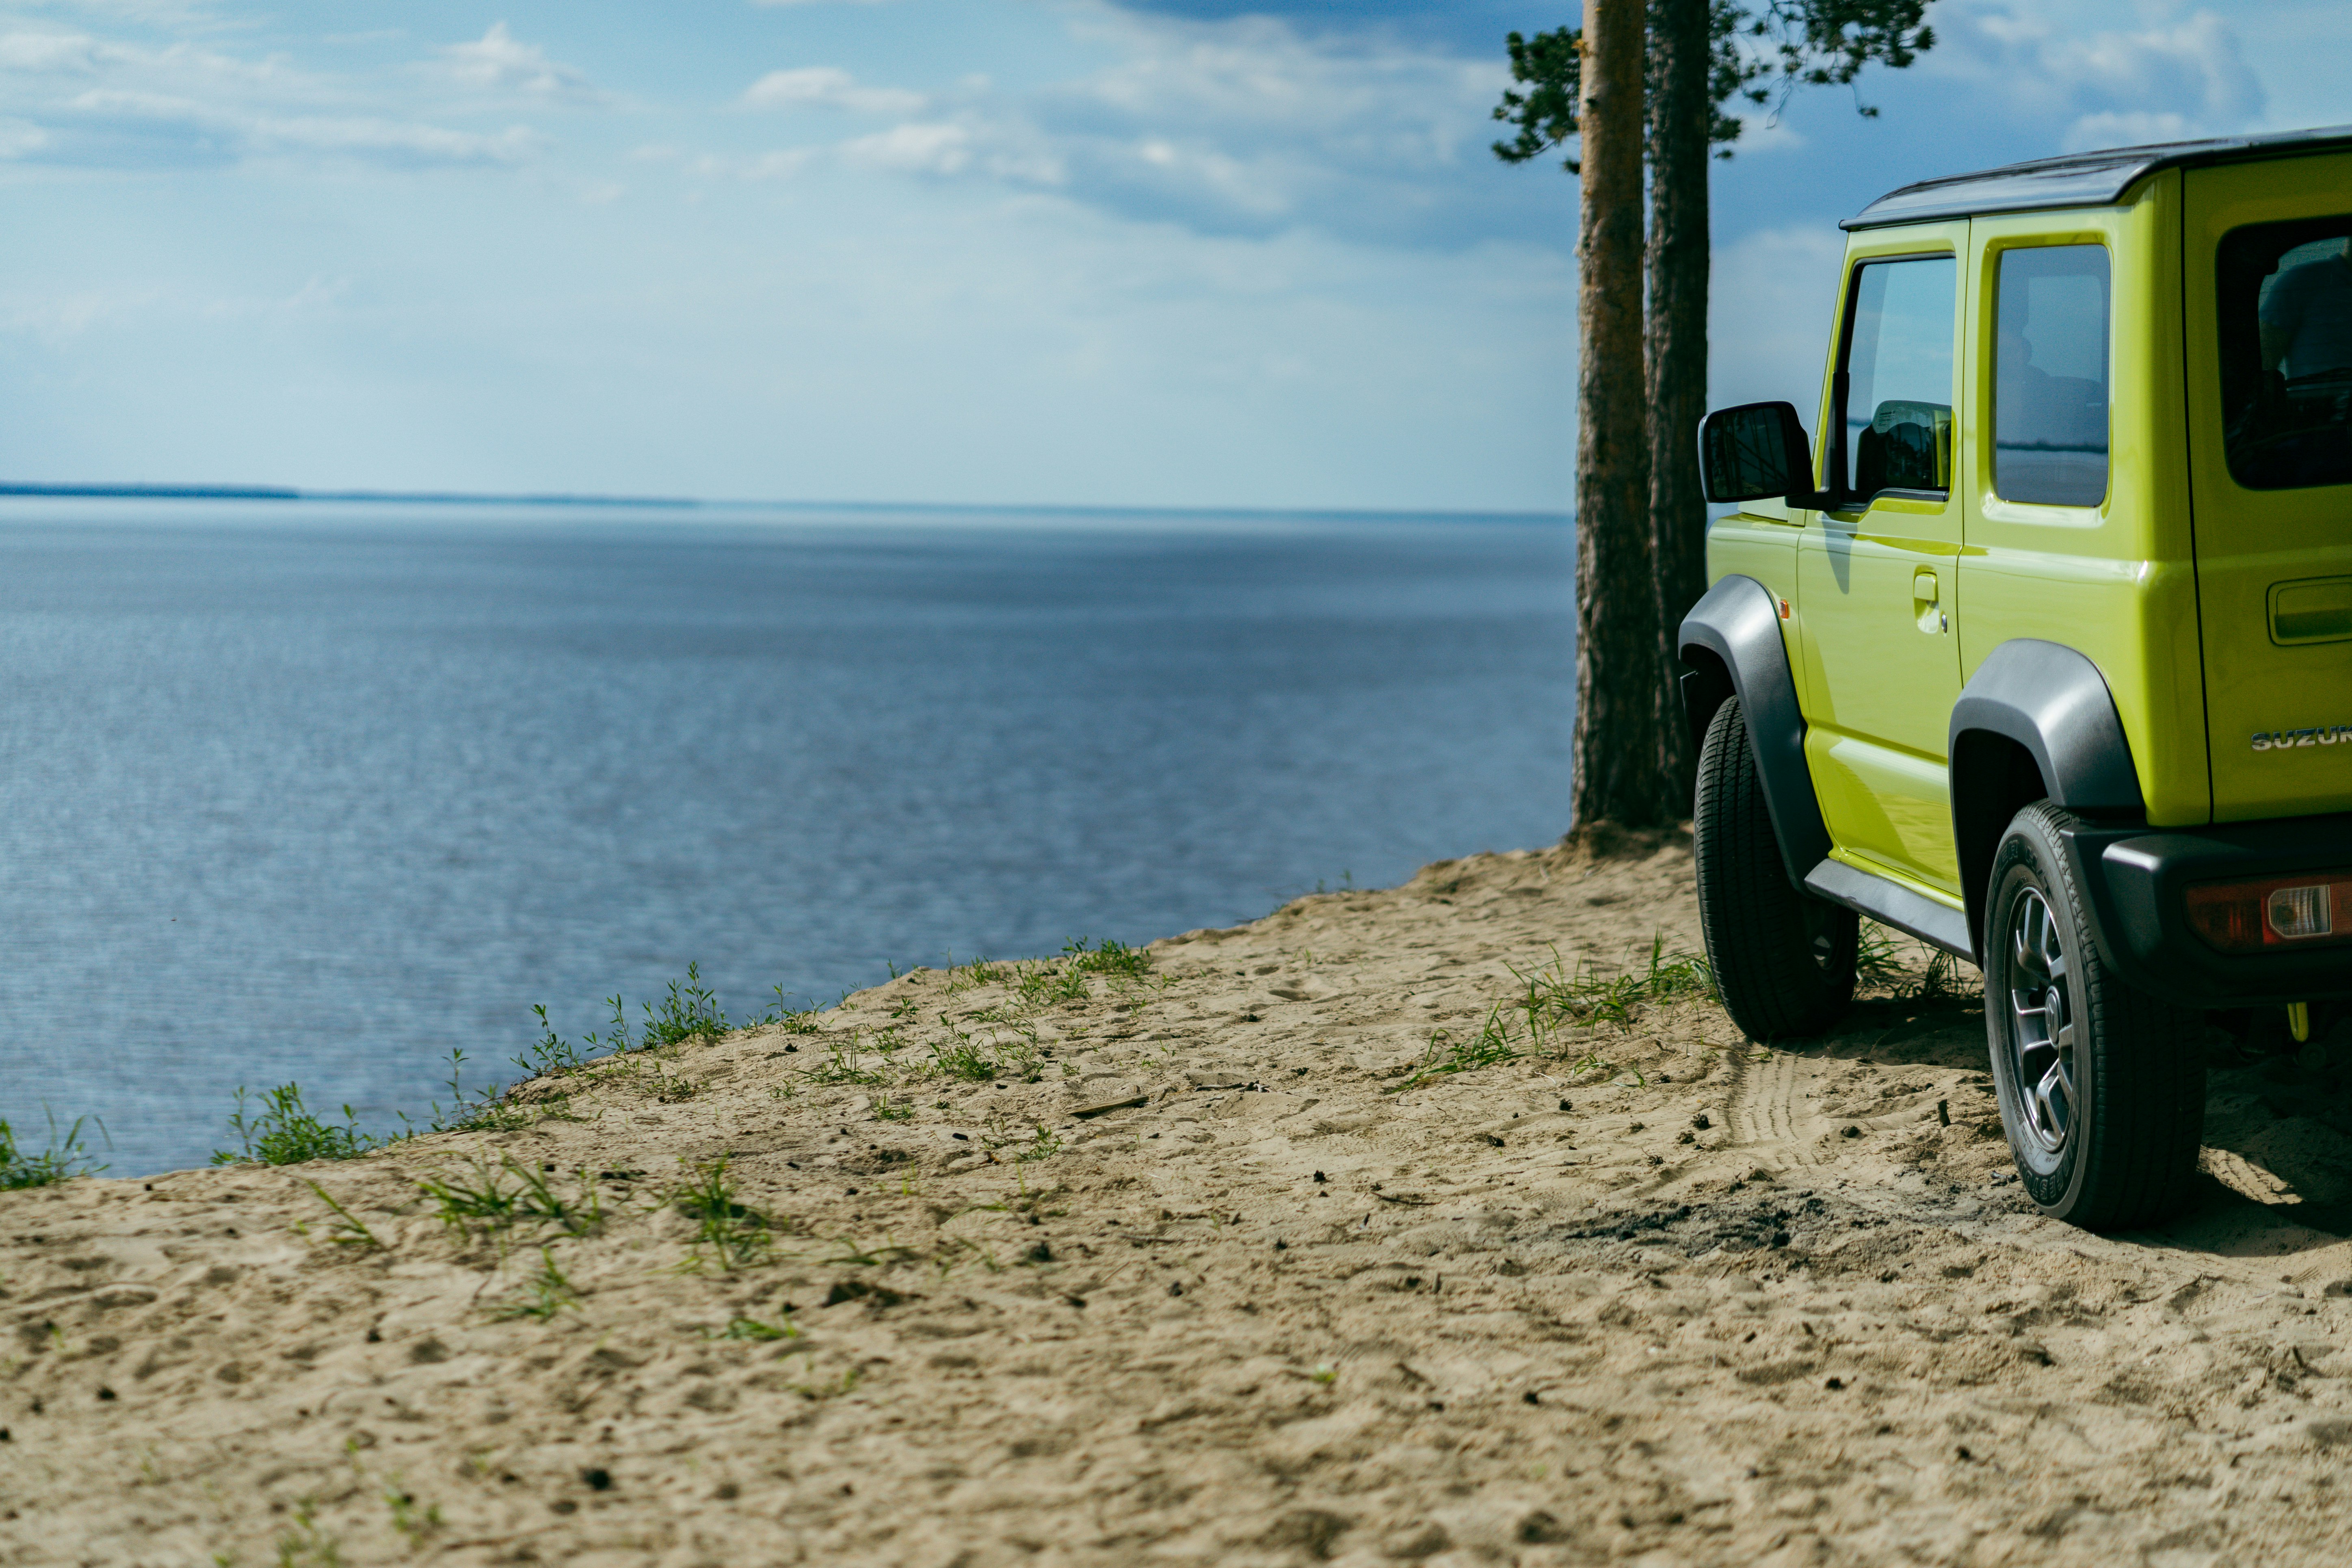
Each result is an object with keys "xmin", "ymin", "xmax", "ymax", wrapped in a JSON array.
[
  {"xmin": 1571, "ymin": 0, "xmax": 1666, "ymax": 833},
  {"xmin": 1646, "ymin": 0, "xmax": 1711, "ymax": 818}
]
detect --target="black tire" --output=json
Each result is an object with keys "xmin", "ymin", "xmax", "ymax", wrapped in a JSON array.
[
  {"xmin": 1693, "ymin": 697, "xmax": 1857, "ymax": 1040},
  {"xmin": 1983, "ymin": 802, "xmax": 2205, "ymax": 1229}
]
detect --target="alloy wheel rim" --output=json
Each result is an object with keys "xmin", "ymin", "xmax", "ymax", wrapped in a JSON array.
[{"xmin": 2005, "ymin": 886, "xmax": 2076, "ymax": 1159}]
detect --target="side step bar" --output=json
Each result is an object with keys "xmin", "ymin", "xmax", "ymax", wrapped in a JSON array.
[{"xmin": 1803, "ymin": 859, "xmax": 1976, "ymax": 962}]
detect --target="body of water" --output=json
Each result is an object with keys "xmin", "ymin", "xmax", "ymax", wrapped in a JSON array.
[{"xmin": 0, "ymin": 500, "xmax": 1574, "ymax": 1175}]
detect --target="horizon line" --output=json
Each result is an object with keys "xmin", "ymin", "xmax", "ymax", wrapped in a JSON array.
[{"xmin": 0, "ymin": 482, "xmax": 1571, "ymax": 523}]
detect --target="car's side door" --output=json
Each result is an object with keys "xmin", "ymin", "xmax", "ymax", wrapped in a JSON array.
[{"xmin": 1794, "ymin": 224, "xmax": 1970, "ymax": 899}]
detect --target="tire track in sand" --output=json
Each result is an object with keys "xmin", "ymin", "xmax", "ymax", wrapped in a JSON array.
[{"xmin": 1721, "ymin": 1046, "xmax": 1832, "ymax": 1172}]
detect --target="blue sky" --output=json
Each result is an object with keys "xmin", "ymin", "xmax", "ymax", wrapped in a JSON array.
[{"xmin": 0, "ymin": 0, "xmax": 2334, "ymax": 508}]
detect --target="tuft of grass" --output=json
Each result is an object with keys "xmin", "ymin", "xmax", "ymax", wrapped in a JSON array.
[
  {"xmin": 1913, "ymin": 949, "xmax": 1960, "ymax": 999},
  {"xmin": 214, "ymin": 1084, "xmax": 378, "ymax": 1166},
  {"xmin": 1017, "ymin": 964, "xmax": 1090, "ymax": 1006},
  {"xmin": 1856, "ymin": 921, "xmax": 1908, "ymax": 987},
  {"xmin": 709, "ymin": 1313, "xmax": 798, "ymax": 1342},
  {"xmin": 517, "ymin": 1006, "xmax": 587, "ymax": 1079},
  {"xmin": 1509, "ymin": 935, "xmax": 1714, "ymax": 1043},
  {"xmin": 1010, "ymin": 1125, "xmax": 1064, "ymax": 1164},
  {"xmin": 0, "ymin": 1111, "xmax": 108, "ymax": 1189},
  {"xmin": 873, "ymin": 1096, "xmax": 914, "ymax": 1122},
  {"xmin": 783, "ymin": 1355, "xmax": 863, "ymax": 1400},
  {"xmin": 381, "ymin": 1479, "xmax": 444, "ymax": 1546},
  {"xmin": 765, "ymin": 988, "xmax": 824, "ymax": 1036},
  {"xmin": 808, "ymin": 1036, "xmax": 885, "ymax": 1087},
  {"xmin": 416, "ymin": 1156, "xmax": 609, "ymax": 1246},
  {"xmin": 489, "ymin": 1248, "xmax": 581, "ymax": 1321},
  {"xmin": 1378, "ymin": 934, "xmax": 1716, "ymax": 1092},
  {"xmin": 671, "ymin": 1160, "xmax": 778, "ymax": 1272},
  {"xmin": 647, "ymin": 1067, "xmax": 702, "ymax": 1103},
  {"xmin": 302, "ymin": 1181, "xmax": 386, "ymax": 1250},
  {"xmin": 1391, "ymin": 1005, "xmax": 1522, "ymax": 1091},
  {"xmin": 522, "ymin": 966, "xmax": 804, "ymax": 1086},
  {"xmin": 269, "ymin": 1501, "xmax": 344, "ymax": 1568},
  {"xmin": 823, "ymin": 1236, "xmax": 922, "ymax": 1269},
  {"xmin": 640, "ymin": 962, "xmax": 729, "ymax": 1048},
  {"xmin": 405, "ymin": 1050, "xmax": 543, "ymax": 1138},
  {"xmin": 1063, "ymin": 937, "xmax": 1151, "ymax": 981},
  {"xmin": 1857, "ymin": 920, "xmax": 1966, "ymax": 1000},
  {"xmin": 994, "ymin": 1029, "xmax": 1045, "ymax": 1083},
  {"xmin": 930, "ymin": 1037, "xmax": 997, "ymax": 1082}
]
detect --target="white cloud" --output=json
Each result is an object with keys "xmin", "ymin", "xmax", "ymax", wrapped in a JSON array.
[
  {"xmin": 1930, "ymin": 3, "xmax": 2264, "ymax": 151},
  {"xmin": 2062, "ymin": 110, "xmax": 2197, "ymax": 152},
  {"xmin": 245, "ymin": 112, "xmax": 540, "ymax": 164},
  {"xmin": 67, "ymin": 86, "xmax": 543, "ymax": 164},
  {"xmin": 0, "ymin": 27, "xmax": 284, "ymax": 89},
  {"xmin": 2226, "ymin": 0, "xmax": 2352, "ymax": 135},
  {"xmin": 433, "ymin": 23, "xmax": 609, "ymax": 106},
  {"xmin": 742, "ymin": 66, "xmax": 923, "ymax": 115},
  {"xmin": 840, "ymin": 121, "xmax": 972, "ymax": 175},
  {"xmin": 0, "ymin": 283, "xmax": 164, "ymax": 342},
  {"xmin": 703, "ymin": 7, "xmax": 1518, "ymax": 243},
  {"xmin": 0, "ymin": 19, "xmax": 562, "ymax": 170},
  {"xmin": 0, "ymin": 30, "xmax": 104, "ymax": 72},
  {"xmin": 742, "ymin": 148, "xmax": 810, "ymax": 179},
  {"xmin": 0, "ymin": 116, "xmax": 50, "ymax": 156},
  {"xmin": 645, "ymin": 144, "xmax": 813, "ymax": 181}
]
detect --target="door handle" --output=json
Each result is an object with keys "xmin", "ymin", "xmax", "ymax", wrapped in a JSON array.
[{"xmin": 1912, "ymin": 568, "xmax": 1946, "ymax": 635}]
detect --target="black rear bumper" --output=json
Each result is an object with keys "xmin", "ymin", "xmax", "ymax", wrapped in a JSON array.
[{"xmin": 2063, "ymin": 810, "xmax": 2352, "ymax": 1008}]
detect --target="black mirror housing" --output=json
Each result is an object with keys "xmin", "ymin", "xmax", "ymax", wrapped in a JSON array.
[{"xmin": 1697, "ymin": 400, "xmax": 1822, "ymax": 506}]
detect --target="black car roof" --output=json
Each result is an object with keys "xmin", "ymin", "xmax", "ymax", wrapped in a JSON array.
[{"xmin": 1844, "ymin": 124, "xmax": 2352, "ymax": 231}]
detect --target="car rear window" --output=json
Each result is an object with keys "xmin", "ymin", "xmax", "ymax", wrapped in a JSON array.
[
  {"xmin": 1994, "ymin": 245, "xmax": 2111, "ymax": 507},
  {"xmin": 2219, "ymin": 215, "xmax": 2352, "ymax": 491}
]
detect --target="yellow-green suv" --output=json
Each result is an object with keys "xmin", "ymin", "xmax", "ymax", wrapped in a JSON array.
[{"xmin": 1681, "ymin": 128, "xmax": 2352, "ymax": 1230}]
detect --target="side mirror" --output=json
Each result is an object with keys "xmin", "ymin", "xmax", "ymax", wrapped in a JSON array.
[{"xmin": 1697, "ymin": 400, "xmax": 1823, "ymax": 506}]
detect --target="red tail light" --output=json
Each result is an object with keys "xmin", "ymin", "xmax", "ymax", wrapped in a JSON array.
[{"xmin": 2185, "ymin": 871, "xmax": 2352, "ymax": 952}]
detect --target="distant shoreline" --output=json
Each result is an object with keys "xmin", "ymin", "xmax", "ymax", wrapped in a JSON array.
[
  {"xmin": 0, "ymin": 483, "xmax": 697, "ymax": 507},
  {"xmin": 0, "ymin": 484, "xmax": 1570, "ymax": 526}
]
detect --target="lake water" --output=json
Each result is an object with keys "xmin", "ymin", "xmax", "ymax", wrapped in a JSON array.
[{"xmin": 0, "ymin": 500, "xmax": 1573, "ymax": 1176}]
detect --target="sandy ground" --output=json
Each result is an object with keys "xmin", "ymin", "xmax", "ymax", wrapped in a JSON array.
[{"xmin": 9, "ymin": 828, "xmax": 2352, "ymax": 1566}]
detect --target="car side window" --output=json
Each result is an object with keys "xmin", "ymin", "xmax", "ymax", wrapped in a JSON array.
[
  {"xmin": 2216, "ymin": 215, "xmax": 2352, "ymax": 491},
  {"xmin": 1993, "ymin": 245, "xmax": 2111, "ymax": 506},
  {"xmin": 1838, "ymin": 255, "xmax": 1956, "ymax": 503}
]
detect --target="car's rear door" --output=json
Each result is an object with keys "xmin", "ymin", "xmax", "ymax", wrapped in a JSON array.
[{"xmin": 2184, "ymin": 152, "xmax": 2352, "ymax": 823}]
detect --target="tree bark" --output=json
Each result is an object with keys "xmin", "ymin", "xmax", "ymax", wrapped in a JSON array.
[
  {"xmin": 1646, "ymin": 0, "xmax": 1712, "ymax": 818},
  {"xmin": 1571, "ymin": 0, "xmax": 1667, "ymax": 832}
]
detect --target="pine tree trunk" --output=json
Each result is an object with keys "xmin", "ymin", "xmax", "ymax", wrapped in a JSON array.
[
  {"xmin": 1646, "ymin": 0, "xmax": 1711, "ymax": 818},
  {"xmin": 1571, "ymin": 0, "xmax": 1666, "ymax": 833}
]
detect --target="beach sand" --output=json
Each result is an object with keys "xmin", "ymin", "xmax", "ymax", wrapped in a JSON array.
[{"xmin": 8, "ymin": 827, "xmax": 2352, "ymax": 1566}]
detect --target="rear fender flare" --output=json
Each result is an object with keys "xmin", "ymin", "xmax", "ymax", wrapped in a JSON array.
[
  {"xmin": 1677, "ymin": 575, "xmax": 1828, "ymax": 889},
  {"xmin": 1948, "ymin": 638, "xmax": 2146, "ymax": 957}
]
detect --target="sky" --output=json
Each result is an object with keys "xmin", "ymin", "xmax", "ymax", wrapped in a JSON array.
[{"xmin": 0, "ymin": 0, "xmax": 2337, "ymax": 510}]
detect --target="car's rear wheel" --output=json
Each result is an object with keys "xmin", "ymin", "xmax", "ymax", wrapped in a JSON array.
[
  {"xmin": 1984, "ymin": 802, "xmax": 2204, "ymax": 1228},
  {"xmin": 1693, "ymin": 697, "xmax": 1856, "ymax": 1040}
]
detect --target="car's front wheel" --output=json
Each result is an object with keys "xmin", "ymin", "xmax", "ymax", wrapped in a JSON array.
[
  {"xmin": 1983, "ymin": 802, "xmax": 2204, "ymax": 1228},
  {"xmin": 1692, "ymin": 696, "xmax": 1856, "ymax": 1040}
]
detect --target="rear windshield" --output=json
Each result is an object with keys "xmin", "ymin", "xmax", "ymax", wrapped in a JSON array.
[{"xmin": 2219, "ymin": 215, "xmax": 2352, "ymax": 490}]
